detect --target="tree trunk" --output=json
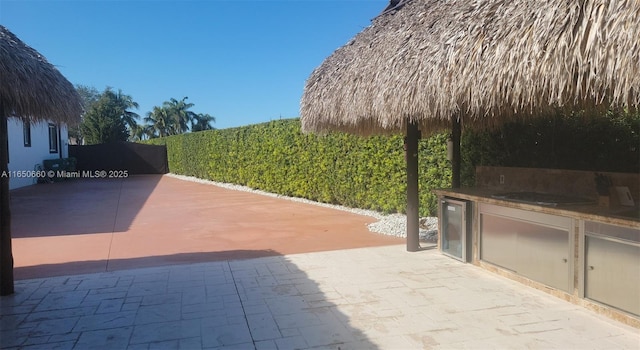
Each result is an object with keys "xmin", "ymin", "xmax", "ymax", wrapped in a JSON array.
[
  {"xmin": 406, "ymin": 119, "xmax": 420, "ymax": 252},
  {"xmin": 0, "ymin": 115, "xmax": 15, "ymax": 295}
]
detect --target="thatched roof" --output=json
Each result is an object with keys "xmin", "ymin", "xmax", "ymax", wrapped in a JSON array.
[
  {"xmin": 0, "ymin": 25, "xmax": 82, "ymax": 124},
  {"xmin": 301, "ymin": 0, "xmax": 640, "ymax": 136}
]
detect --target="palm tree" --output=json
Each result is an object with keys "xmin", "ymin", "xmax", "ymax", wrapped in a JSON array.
[
  {"xmin": 111, "ymin": 88, "xmax": 140, "ymax": 130},
  {"xmin": 144, "ymin": 106, "xmax": 173, "ymax": 138},
  {"xmin": 164, "ymin": 97, "xmax": 196, "ymax": 135},
  {"xmin": 145, "ymin": 97, "xmax": 215, "ymax": 137},
  {"xmin": 191, "ymin": 113, "xmax": 216, "ymax": 132},
  {"xmin": 129, "ymin": 124, "xmax": 151, "ymax": 141}
]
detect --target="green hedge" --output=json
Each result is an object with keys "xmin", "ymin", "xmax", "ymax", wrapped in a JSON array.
[
  {"xmin": 461, "ymin": 109, "xmax": 640, "ymax": 183},
  {"xmin": 144, "ymin": 111, "xmax": 638, "ymax": 217},
  {"xmin": 145, "ymin": 119, "xmax": 451, "ymax": 216}
]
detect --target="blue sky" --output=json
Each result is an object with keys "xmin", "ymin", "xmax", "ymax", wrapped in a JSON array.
[{"xmin": 0, "ymin": 0, "xmax": 387, "ymax": 130}]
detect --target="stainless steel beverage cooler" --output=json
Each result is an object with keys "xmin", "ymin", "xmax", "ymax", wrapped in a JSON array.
[{"xmin": 440, "ymin": 197, "xmax": 472, "ymax": 262}]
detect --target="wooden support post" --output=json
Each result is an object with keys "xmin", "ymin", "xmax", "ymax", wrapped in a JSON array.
[
  {"xmin": 0, "ymin": 115, "xmax": 15, "ymax": 295},
  {"xmin": 406, "ymin": 119, "xmax": 420, "ymax": 252}
]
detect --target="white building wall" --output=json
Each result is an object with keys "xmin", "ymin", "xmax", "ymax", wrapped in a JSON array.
[{"xmin": 7, "ymin": 118, "xmax": 69, "ymax": 190}]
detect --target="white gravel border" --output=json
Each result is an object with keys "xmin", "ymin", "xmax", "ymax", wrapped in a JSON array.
[{"xmin": 167, "ymin": 173, "xmax": 439, "ymax": 242}]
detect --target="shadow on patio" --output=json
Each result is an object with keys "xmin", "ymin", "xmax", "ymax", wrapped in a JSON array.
[
  {"xmin": 11, "ymin": 175, "xmax": 163, "ymax": 238},
  {"xmin": 13, "ymin": 249, "xmax": 282, "ymax": 280},
  {"xmin": 4, "ymin": 249, "xmax": 381, "ymax": 349}
]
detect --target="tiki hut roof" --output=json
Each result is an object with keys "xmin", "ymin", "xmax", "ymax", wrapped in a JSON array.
[
  {"xmin": 0, "ymin": 25, "xmax": 82, "ymax": 124},
  {"xmin": 300, "ymin": 0, "xmax": 640, "ymax": 136}
]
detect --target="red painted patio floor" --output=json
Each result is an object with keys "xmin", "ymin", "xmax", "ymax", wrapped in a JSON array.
[{"xmin": 11, "ymin": 175, "xmax": 402, "ymax": 280}]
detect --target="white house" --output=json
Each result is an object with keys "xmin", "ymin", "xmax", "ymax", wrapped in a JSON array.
[{"xmin": 7, "ymin": 117, "xmax": 68, "ymax": 189}]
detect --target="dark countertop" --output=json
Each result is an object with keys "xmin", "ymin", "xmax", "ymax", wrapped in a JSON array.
[{"xmin": 434, "ymin": 188, "xmax": 640, "ymax": 228}]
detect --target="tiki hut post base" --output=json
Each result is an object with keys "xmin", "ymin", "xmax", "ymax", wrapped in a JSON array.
[
  {"xmin": 0, "ymin": 114, "xmax": 14, "ymax": 296},
  {"xmin": 406, "ymin": 118, "xmax": 420, "ymax": 252}
]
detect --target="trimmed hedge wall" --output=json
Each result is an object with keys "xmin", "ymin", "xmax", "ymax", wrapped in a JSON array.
[
  {"xmin": 145, "ymin": 119, "xmax": 451, "ymax": 216},
  {"xmin": 461, "ymin": 110, "xmax": 640, "ymax": 185},
  {"xmin": 144, "ymin": 112, "xmax": 637, "ymax": 216}
]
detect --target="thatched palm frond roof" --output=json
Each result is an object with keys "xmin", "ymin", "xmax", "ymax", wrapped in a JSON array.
[
  {"xmin": 0, "ymin": 25, "xmax": 82, "ymax": 124},
  {"xmin": 301, "ymin": 0, "xmax": 640, "ymax": 136}
]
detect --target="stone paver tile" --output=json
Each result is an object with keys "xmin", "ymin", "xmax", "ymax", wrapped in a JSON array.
[
  {"xmin": 273, "ymin": 311, "xmax": 323, "ymax": 330},
  {"xmin": 96, "ymin": 298, "xmax": 124, "ymax": 314},
  {"xmin": 148, "ymin": 339, "xmax": 179, "ymax": 349},
  {"xmin": 132, "ymin": 271, "xmax": 170, "ymax": 283},
  {"xmin": 141, "ymin": 292, "xmax": 182, "ymax": 306},
  {"xmin": 493, "ymin": 310, "xmax": 544, "ymax": 326},
  {"xmin": 126, "ymin": 296, "xmax": 144, "ymax": 304},
  {"xmin": 512, "ymin": 319, "xmax": 566, "ymax": 334},
  {"xmin": 0, "ymin": 303, "xmax": 36, "ymax": 317},
  {"xmin": 33, "ymin": 290, "xmax": 89, "ymax": 312},
  {"xmin": 222, "ymin": 293, "xmax": 241, "ymax": 304},
  {"xmin": 25, "ymin": 286, "xmax": 54, "ymax": 302},
  {"xmin": 204, "ymin": 342, "xmax": 255, "ymax": 350},
  {"xmin": 179, "ymin": 336, "xmax": 203, "ymax": 350},
  {"xmin": 76, "ymin": 276, "xmax": 119, "ymax": 290},
  {"xmin": 0, "ymin": 327, "xmax": 29, "ymax": 347},
  {"xmin": 602, "ymin": 334, "xmax": 640, "ymax": 349},
  {"xmin": 279, "ymin": 327, "xmax": 301, "ymax": 337},
  {"xmin": 48, "ymin": 331, "xmax": 80, "ymax": 343},
  {"xmin": 82, "ymin": 290, "xmax": 128, "ymax": 306},
  {"xmin": 329, "ymin": 339, "xmax": 380, "ymax": 350},
  {"xmin": 274, "ymin": 335, "xmax": 308, "ymax": 350},
  {"xmin": 21, "ymin": 334, "xmax": 50, "ymax": 346},
  {"xmin": 199, "ymin": 314, "xmax": 230, "ymax": 329},
  {"xmin": 73, "ymin": 310, "xmax": 136, "ymax": 332},
  {"xmin": 180, "ymin": 286, "xmax": 207, "ymax": 305},
  {"xmin": 245, "ymin": 312, "xmax": 281, "ymax": 340},
  {"xmin": 270, "ymin": 284, "xmax": 299, "ymax": 298},
  {"xmin": 254, "ymin": 339, "xmax": 277, "ymax": 350},
  {"xmin": 241, "ymin": 302, "xmax": 270, "ymax": 316},
  {"xmin": 127, "ymin": 281, "xmax": 168, "ymax": 297},
  {"xmin": 134, "ymin": 303, "xmax": 181, "ymax": 325},
  {"xmin": 116, "ymin": 276, "xmax": 135, "ymax": 288},
  {"xmin": 122, "ymin": 301, "xmax": 141, "ymax": 312},
  {"xmin": 0, "ymin": 313, "xmax": 28, "ymax": 330},
  {"xmin": 31, "ymin": 316, "xmax": 78, "ymax": 336},
  {"xmin": 297, "ymin": 323, "xmax": 358, "ymax": 348},
  {"xmin": 24, "ymin": 306, "xmax": 97, "ymax": 323},
  {"xmin": 74, "ymin": 326, "xmax": 134, "ymax": 350},
  {"xmin": 130, "ymin": 319, "xmax": 200, "ymax": 344},
  {"xmin": 201, "ymin": 323, "xmax": 252, "ymax": 348},
  {"xmin": 226, "ymin": 315, "xmax": 248, "ymax": 326},
  {"xmin": 220, "ymin": 301, "xmax": 244, "ymax": 318},
  {"xmin": 20, "ymin": 340, "xmax": 75, "ymax": 350},
  {"xmin": 182, "ymin": 298, "xmax": 224, "ymax": 313},
  {"xmin": 265, "ymin": 296, "xmax": 307, "ymax": 316},
  {"xmin": 49, "ymin": 283, "xmax": 79, "ymax": 293}
]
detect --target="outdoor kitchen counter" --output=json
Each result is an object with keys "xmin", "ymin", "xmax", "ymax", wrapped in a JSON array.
[{"xmin": 434, "ymin": 188, "xmax": 640, "ymax": 228}]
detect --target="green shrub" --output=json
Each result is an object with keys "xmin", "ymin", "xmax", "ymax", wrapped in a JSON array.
[
  {"xmin": 146, "ymin": 111, "xmax": 637, "ymax": 217},
  {"xmin": 461, "ymin": 109, "xmax": 640, "ymax": 185},
  {"xmin": 145, "ymin": 119, "xmax": 451, "ymax": 216}
]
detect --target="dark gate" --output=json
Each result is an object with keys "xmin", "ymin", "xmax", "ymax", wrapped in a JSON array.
[{"xmin": 69, "ymin": 142, "xmax": 168, "ymax": 174}]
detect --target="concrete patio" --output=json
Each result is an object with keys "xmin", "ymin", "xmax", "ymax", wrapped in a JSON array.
[
  {"xmin": 2, "ymin": 175, "xmax": 639, "ymax": 349},
  {"xmin": 9, "ymin": 175, "xmax": 401, "ymax": 280},
  {"xmin": 2, "ymin": 245, "xmax": 639, "ymax": 349}
]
